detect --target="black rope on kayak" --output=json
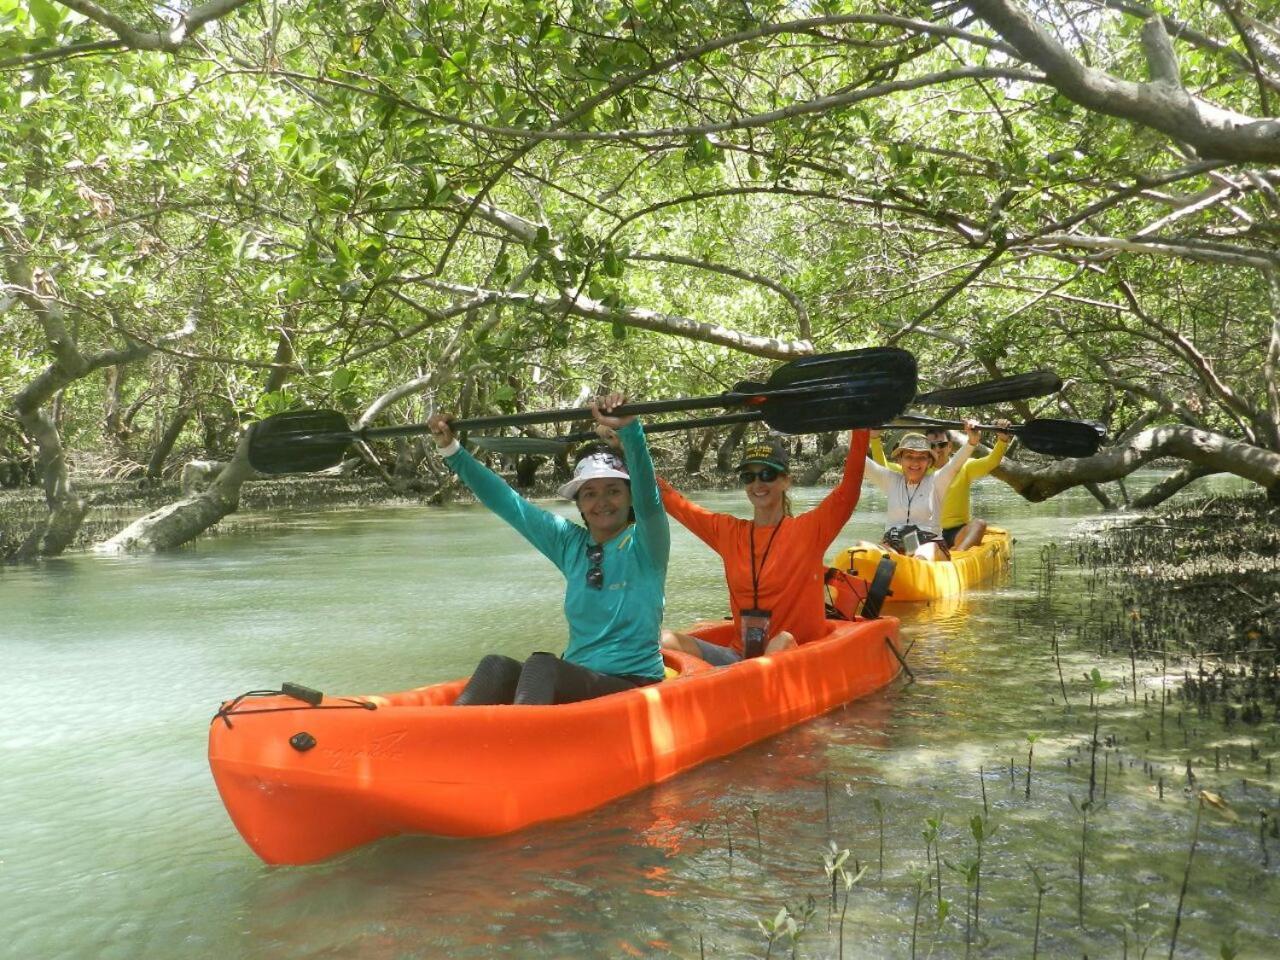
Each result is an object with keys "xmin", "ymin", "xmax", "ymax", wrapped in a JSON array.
[
  {"xmin": 211, "ymin": 689, "xmax": 377, "ymax": 728},
  {"xmin": 885, "ymin": 636, "xmax": 915, "ymax": 683}
]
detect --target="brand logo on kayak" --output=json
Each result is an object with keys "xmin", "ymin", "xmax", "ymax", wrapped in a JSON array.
[{"xmin": 319, "ymin": 730, "xmax": 408, "ymax": 769}]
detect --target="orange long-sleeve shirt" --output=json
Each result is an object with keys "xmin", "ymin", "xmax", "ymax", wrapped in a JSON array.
[{"xmin": 660, "ymin": 430, "xmax": 869, "ymax": 650}]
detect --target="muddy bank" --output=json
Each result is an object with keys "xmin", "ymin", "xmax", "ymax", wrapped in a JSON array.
[{"xmin": 1073, "ymin": 492, "xmax": 1280, "ymax": 724}]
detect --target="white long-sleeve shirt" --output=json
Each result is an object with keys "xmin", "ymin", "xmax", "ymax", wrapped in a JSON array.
[{"xmin": 864, "ymin": 443, "xmax": 975, "ymax": 535}]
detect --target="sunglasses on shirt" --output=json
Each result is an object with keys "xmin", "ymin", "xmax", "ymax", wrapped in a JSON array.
[
  {"xmin": 738, "ymin": 466, "xmax": 783, "ymax": 484},
  {"xmin": 585, "ymin": 542, "xmax": 604, "ymax": 590}
]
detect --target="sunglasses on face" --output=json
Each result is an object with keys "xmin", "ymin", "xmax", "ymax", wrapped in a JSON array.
[
  {"xmin": 929, "ymin": 441, "xmax": 951, "ymax": 450},
  {"xmin": 585, "ymin": 543, "xmax": 604, "ymax": 590},
  {"xmin": 738, "ymin": 466, "xmax": 782, "ymax": 484}
]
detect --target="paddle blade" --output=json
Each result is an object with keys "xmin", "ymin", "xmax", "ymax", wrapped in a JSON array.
[
  {"xmin": 761, "ymin": 372, "xmax": 916, "ymax": 433},
  {"xmin": 759, "ymin": 347, "xmax": 916, "ymax": 432},
  {"xmin": 247, "ymin": 410, "xmax": 357, "ymax": 474},
  {"xmin": 765, "ymin": 347, "xmax": 917, "ymax": 394},
  {"xmin": 915, "ymin": 370, "xmax": 1062, "ymax": 407},
  {"xmin": 1016, "ymin": 419, "xmax": 1106, "ymax": 457}
]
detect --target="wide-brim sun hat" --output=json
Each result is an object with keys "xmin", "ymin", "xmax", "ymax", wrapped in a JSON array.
[
  {"xmin": 735, "ymin": 435, "xmax": 789, "ymax": 473},
  {"xmin": 556, "ymin": 450, "xmax": 631, "ymax": 500},
  {"xmin": 889, "ymin": 433, "xmax": 932, "ymax": 461}
]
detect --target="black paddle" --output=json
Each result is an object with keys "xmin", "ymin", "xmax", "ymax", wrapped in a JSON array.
[
  {"xmin": 893, "ymin": 415, "xmax": 1106, "ymax": 457},
  {"xmin": 913, "ymin": 369, "xmax": 1061, "ymax": 407},
  {"xmin": 247, "ymin": 347, "xmax": 917, "ymax": 474},
  {"xmin": 471, "ymin": 368, "xmax": 1065, "ymax": 455},
  {"xmin": 733, "ymin": 367, "xmax": 1059, "ymax": 408}
]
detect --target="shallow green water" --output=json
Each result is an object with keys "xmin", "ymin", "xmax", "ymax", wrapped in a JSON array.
[{"xmin": 2, "ymin": 473, "xmax": 1275, "ymax": 959}]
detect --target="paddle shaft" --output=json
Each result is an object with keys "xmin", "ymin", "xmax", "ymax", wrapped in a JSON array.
[
  {"xmin": 892, "ymin": 414, "xmax": 1012, "ymax": 433},
  {"xmin": 356, "ymin": 382, "xmax": 856, "ymax": 441},
  {"xmin": 560, "ymin": 410, "xmax": 761, "ymax": 443},
  {"xmin": 471, "ymin": 408, "xmax": 1057, "ymax": 455}
]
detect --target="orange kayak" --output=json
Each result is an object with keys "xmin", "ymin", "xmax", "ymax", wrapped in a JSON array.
[{"xmin": 208, "ymin": 617, "xmax": 902, "ymax": 864}]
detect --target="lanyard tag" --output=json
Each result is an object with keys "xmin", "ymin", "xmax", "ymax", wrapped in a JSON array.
[{"xmin": 740, "ymin": 608, "xmax": 772, "ymax": 658}]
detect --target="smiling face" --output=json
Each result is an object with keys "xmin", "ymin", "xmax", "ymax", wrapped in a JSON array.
[
  {"xmin": 576, "ymin": 477, "xmax": 632, "ymax": 541},
  {"xmin": 897, "ymin": 450, "xmax": 933, "ymax": 483},
  {"xmin": 739, "ymin": 465, "xmax": 792, "ymax": 518},
  {"xmin": 925, "ymin": 429, "xmax": 952, "ymax": 467}
]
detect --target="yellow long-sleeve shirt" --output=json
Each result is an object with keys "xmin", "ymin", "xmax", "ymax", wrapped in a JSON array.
[{"xmin": 869, "ymin": 435, "xmax": 1008, "ymax": 529}]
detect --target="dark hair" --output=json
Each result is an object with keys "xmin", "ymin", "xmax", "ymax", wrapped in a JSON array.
[{"xmin": 573, "ymin": 441, "xmax": 618, "ymax": 464}]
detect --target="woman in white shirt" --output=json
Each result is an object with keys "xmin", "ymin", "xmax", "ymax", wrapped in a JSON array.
[{"xmin": 864, "ymin": 421, "xmax": 980, "ymax": 561}]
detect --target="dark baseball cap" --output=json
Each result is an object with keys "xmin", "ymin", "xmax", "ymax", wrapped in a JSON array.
[{"xmin": 736, "ymin": 435, "xmax": 789, "ymax": 472}]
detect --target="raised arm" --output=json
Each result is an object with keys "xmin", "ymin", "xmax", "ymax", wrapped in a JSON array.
[
  {"xmin": 869, "ymin": 431, "xmax": 901, "ymax": 473},
  {"xmin": 659, "ymin": 478, "xmax": 731, "ymax": 550},
  {"xmin": 809, "ymin": 429, "xmax": 870, "ymax": 544},
  {"xmin": 863, "ymin": 455, "xmax": 899, "ymax": 493},
  {"xmin": 933, "ymin": 420, "xmax": 980, "ymax": 494},
  {"xmin": 428, "ymin": 414, "xmax": 569, "ymax": 562},
  {"xmin": 593, "ymin": 394, "xmax": 669, "ymax": 569},
  {"xmin": 963, "ymin": 422, "xmax": 1011, "ymax": 478}
]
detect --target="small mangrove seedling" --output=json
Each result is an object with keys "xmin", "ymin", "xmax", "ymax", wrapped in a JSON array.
[
  {"xmin": 1122, "ymin": 897, "xmax": 1158, "ymax": 959},
  {"xmin": 979, "ymin": 765, "xmax": 988, "ymax": 815},
  {"xmin": 1086, "ymin": 669, "xmax": 1115, "ymax": 806},
  {"xmin": 1052, "ymin": 629, "xmax": 1071, "ymax": 708},
  {"xmin": 784, "ymin": 896, "xmax": 817, "ymax": 960},
  {"xmin": 1219, "ymin": 928, "xmax": 1241, "ymax": 959},
  {"xmin": 873, "ymin": 797, "xmax": 885, "ymax": 879},
  {"xmin": 1169, "ymin": 792, "xmax": 1209, "ymax": 960},
  {"xmin": 1172, "ymin": 798, "xmax": 1239, "ymax": 960},
  {"xmin": 1028, "ymin": 864, "xmax": 1051, "ymax": 960},
  {"xmin": 942, "ymin": 854, "xmax": 980, "ymax": 952},
  {"xmin": 1088, "ymin": 714, "xmax": 1101, "ymax": 805},
  {"xmin": 1026, "ymin": 733, "xmax": 1042, "ymax": 800},
  {"xmin": 909, "ymin": 866, "xmax": 929, "ymax": 960},
  {"xmin": 922, "ymin": 815, "xmax": 945, "ymax": 909},
  {"xmin": 757, "ymin": 905, "xmax": 793, "ymax": 960},
  {"xmin": 745, "ymin": 801, "xmax": 763, "ymax": 864},
  {"xmin": 1068, "ymin": 794, "xmax": 1093, "ymax": 928},
  {"xmin": 969, "ymin": 814, "xmax": 995, "ymax": 936},
  {"xmin": 822, "ymin": 844, "xmax": 867, "ymax": 959},
  {"xmin": 823, "ymin": 842, "xmax": 847, "ymax": 914}
]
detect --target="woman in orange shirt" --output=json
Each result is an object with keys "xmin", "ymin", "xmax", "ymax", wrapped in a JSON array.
[{"xmin": 660, "ymin": 431, "xmax": 870, "ymax": 664}]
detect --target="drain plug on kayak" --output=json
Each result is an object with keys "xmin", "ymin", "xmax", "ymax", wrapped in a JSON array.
[{"xmin": 289, "ymin": 732, "xmax": 317, "ymax": 752}]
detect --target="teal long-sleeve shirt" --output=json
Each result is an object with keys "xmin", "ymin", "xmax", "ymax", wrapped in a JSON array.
[{"xmin": 443, "ymin": 419, "xmax": 668, "ymax": 681}]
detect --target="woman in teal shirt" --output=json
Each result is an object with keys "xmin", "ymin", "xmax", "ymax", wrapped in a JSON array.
[{"xmin": 426, "ymin": 393, "xmax": 669, "ymax": 705}]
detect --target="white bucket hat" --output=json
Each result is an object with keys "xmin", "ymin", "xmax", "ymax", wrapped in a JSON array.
[{"xmin": 556, "ymin": 450, "xmax": 630, "ymax": 500}]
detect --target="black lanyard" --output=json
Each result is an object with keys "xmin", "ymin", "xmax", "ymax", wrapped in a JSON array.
[
  {"xmin": 902, "ymin": 479, "xmax": 925, "ymax": 525},
  {"xmin": 749, "ymin": 518, "xmax": 786, "ymax": 608}
]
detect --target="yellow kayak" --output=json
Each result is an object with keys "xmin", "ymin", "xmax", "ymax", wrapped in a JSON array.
[{"xmin": 832, "ymin": 527, "xmax": 1012, "ymax": 602}]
